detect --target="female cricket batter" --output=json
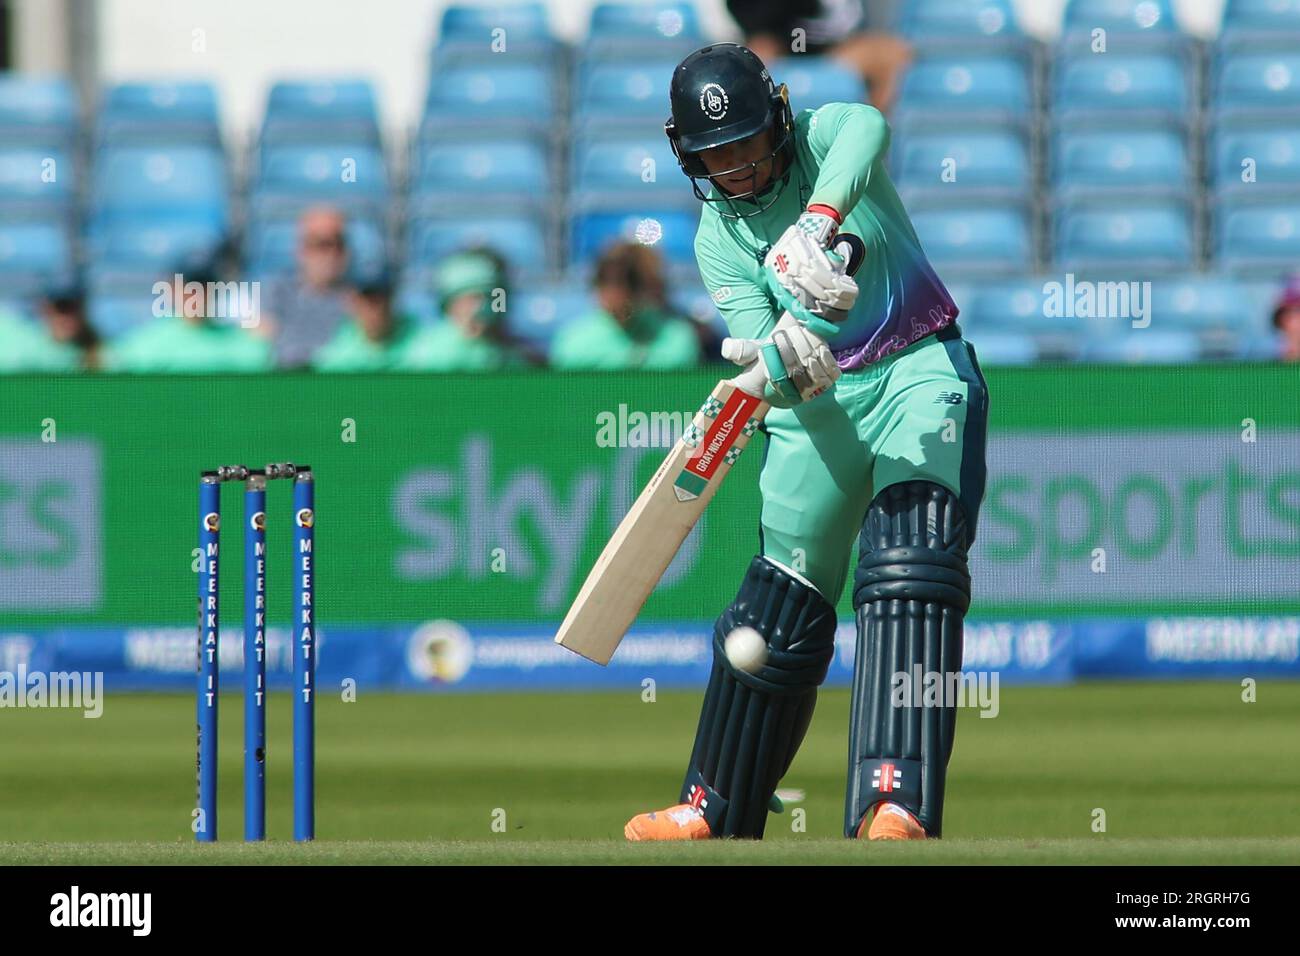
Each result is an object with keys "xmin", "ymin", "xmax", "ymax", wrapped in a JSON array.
[{"xmin": 624, "ymin": 43, "xmax": 989, "ymax": 842}]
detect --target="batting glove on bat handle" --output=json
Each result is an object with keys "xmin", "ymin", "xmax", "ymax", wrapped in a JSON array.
[{"xmin": 722, "ymin": 314, "xmax": 839, "ymax": 406}]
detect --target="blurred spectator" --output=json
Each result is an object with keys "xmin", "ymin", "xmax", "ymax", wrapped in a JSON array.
[
  {"xmin": 550, "ymin": 242, "xmax": 699, "ymax": 370},
  {"xmin": 0, "ymin": 281, "xmax": 97, "ymax": 372},
  {"xmin": 728, "ymin": 0, "xmax": 911, "ymax": 111},
  {"xmin": 103, "ymin": 268, "xmax": 272, "ymax": 373},
  {"xmin": 399, "ymin": 248, "xmax": 534, "ymax": 371},
  {"xmin": 263, "ymin": 206, "xmax": 354, "ymax": 367},
  {"xmin": 1273, "ymin": 276, "xmax": 1300, "ymax": 362},
  {"xmin": 0, "ymin": 308, "xmax": 78, "ymax": 372},
  {"xmin": 40, "ymin": 283, "xmax": 100, "ymax": 370},
  {"xmin": 312, "ymin": 270, "xmax": 419, "ymax": 372}
]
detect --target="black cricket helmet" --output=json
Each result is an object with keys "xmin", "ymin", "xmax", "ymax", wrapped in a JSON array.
[{"xmin": 665, "ymin": 43, "xmax": 795, "ymax": 218}]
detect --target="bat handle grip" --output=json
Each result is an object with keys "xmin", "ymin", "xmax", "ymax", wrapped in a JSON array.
[{"xmin": 728, "ymin": 312, "xmax": 800, "ymax": 399}]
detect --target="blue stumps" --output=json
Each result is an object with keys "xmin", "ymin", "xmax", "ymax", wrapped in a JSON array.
[
  {"xmin": 198, "ymin": 462, "xmax": 316, "ymax": 843},
  {"xmin": 196, "ymin": 472, "xmax": 221, "ymax": 842},
  {"xmin": 243, "ymin": 470, "xmax": 268, "ymax": 841},
  {"xmin": 292, "ymin": 467, "xmax": 316, "ymax": 841}
]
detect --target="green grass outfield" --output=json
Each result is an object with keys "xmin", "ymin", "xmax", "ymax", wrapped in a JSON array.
[
  {"xmin": 1, "ymin": 681, "xmax": 1297, "ymax": 864},
  {"xmin": 4, "ymin": 838, "xmax": 1299, "ymax": 865}
]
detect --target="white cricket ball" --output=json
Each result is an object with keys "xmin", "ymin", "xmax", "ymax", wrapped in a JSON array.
[{"xmin": 724, "ymin": 626, "xmax": 768, "ymax": 674}]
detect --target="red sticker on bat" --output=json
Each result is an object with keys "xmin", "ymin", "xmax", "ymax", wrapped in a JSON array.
[{"xmin": 686, "ymin": 390, "xmax": 762, "ymax": 482}]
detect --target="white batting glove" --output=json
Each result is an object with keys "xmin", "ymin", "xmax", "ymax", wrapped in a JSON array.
[
  {"xmin": 793, "ymin": 208, "xmax": 839, "ymax": 249},
  {"xmin": 764, "ymin": 226, "xmax": 860, "ymax": 330},
  {"xmin": 721, "ymin": 313, "xmax": 840, "ymax": 407}
]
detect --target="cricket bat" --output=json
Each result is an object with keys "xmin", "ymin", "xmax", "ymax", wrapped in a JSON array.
[
  {"xmin": 554, "ymin": 359, "xmax": 770, "ymax": 664},
  {"xmin": 555, "ymin": 239, "xmax": 863, "ymax": 665}
]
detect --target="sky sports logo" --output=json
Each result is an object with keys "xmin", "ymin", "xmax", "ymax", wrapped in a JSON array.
[
  {"xmin": 976, "ymin": 433, "xmax": 1300, "ymax": 598},
  {"xmin": 49, "ymin": 886, "xmax": 151, "ymax": 936}
]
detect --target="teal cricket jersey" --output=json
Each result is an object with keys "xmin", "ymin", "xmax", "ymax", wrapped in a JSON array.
[
  {"xmin": 693, "ymin": 101, "xmax": 958, "ymax": 370},
  {"xmin": 690, "ymin": 101, "xmax": 988, "ymax": 602}
]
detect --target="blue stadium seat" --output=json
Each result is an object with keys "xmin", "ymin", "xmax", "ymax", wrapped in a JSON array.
[
  {"xmin": 963, "ymin": 277, "xmax": 1053, "ymax": 330},
  {"xmin": 1213, "ymin": 52, "xmax": 1300, "ymax": 118},
  {"xmin": 434, "ymin": 3, "xmax": 560, "ymax": 67},
  {"xmin": 588, "ymin": 1, "xmax": 700, "ymax": 39},
  {"xmin": 897, "ymin": 56, "xmax": 1031, "ymax": 121},
  {"xmin": 941, "ymin": 280, "xmax": 973, "ymax": 315},
  {"xmin": 0, "ymin": 146, "xmax": 76, "ymax": 213},
  {"xmin": 571, "ymin": 134, "xmax": 693, "ymax": 205},
  {"xmin": 262, "ymin": 79, "xmax": 380, "ymax": 145},
  {"xmin": 1220, "ymin": 0, "xmax": 1300, "ymax": 51},
  {"xmin": 1055, "ymin": 200, "xmax": 1192, "ymax": 272},
  {"xmin": 1081, "ymin": 329, "xmax": 1202, "ymax": 364},
  {"xmin": 575, "ymin": 59, "xmax": 679, "ymax": 123},
  {"xmin": 510, "ymin": 284, "xmax": 593, "ymax": 346},
  {"xmin": 243, "ymin": 214, "xmax": 387, "ymax": 278},
  {"xmin": 892, "ymin": 126, "xmax": 1029, "ymax": 198},
  {"xmin": 1240, "ymin": 332, "xmax": 1286, "ymax": 359},
  {"xmin": 439, "ymin": 3, "xmax": 552, "ymax": 45},
  {"xmin": 1223, "ymin": 0, "xmax": 1300, "ymax": 28},
  {"xmin": 910, "ymin": 206, "xmax": 1031, "ymax": 276},
  {"xmin": 960, "ymin": 278, "xmax": 1093, "ymax": 363},
  {"xmin": 87, "ymin": 294, "xmax": 155, "ymax": 340},
  {"xmin": 413, "ymin": 137, "xmax": 549, "ymax": 210},
  {"xmin": 0, "ymin": 74, "xmax": 78, "ymax": 146},
  {"xmin": 253, "ymin": 144, "xmax": 387, "ymax": 215},
  {"xmin": 898, "ymin": 0, "xmax": 1023, "ymax": 43},
  {"xmin": 91, "ymin": 146, "xmax": 228, "ymax": 225},
  {"xmin": 1052, "ymin": 126, "xmax": 1189, "ymax": 195},
  {"xmin": 1053, "ymin": 55, "xmax": 1188, "ymax": 121},
  {"xmin": 87, "ymin": 217, "xmax": 226, "ymax": 272},
  {"xmin": 582, "ymin": 2, "xmax": 701, "ymax": 60},
  {"xmin": 1243, "ymin": 279, "xmax": 1292, "ymax": 326},
  {"xmin": 96, "ymin": 81, "xmax": 220, "ymax": 146},
  {"xmin": 1209, "ymin": 123, "xmax": 1300, "ymax": 192},
  {"xmin": 1063, "ymin": 0, "xmax": 1177, "ymax": 33},
  {"xmin": 0, "ymin": 221, "xmax": 73, "ymax": 292},
  {"xmin": 424, "ymin": 63, "xmax": 555, "ymax": 130},
  {"xmin": 85, "ymin": 270, "xmax": 164, "ymax": 339},
  {"xmin": 407, "ymin": 213, "xmax": 549, "ymax": 276},
  {"xmin": 778, "ymin": 58, "xmax": 867, "ymax": 111},
  {"xmin": 1215, "ymin": 196, "xmax": 1300, "ymax": 276},
  {"xmin": 961, "ymin": 330, "xmax": 1038, "ymax": 364},
  {"xmin": 570, "ymin": 208, "xmax": 696, "ymax": 269},
  {"xmin": 1149, "ymin": 274, "xmax": 1273, "ymax": 334}
]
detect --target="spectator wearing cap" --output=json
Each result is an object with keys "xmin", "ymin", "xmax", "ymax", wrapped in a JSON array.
[
  {"xmin": 0, "ymin": 278, "xmax": 96, "ymax": 372},
  {"xmin": 262, "ymin": 206, "xmax": 355, "ymax": 367},
  {"xmin": 1272, "ymin": 276, "xmax": 1300, "ymax": 362},
  {"xmin": 312, "ymin": 268, "xmax": 420, "ymax": 372},
  {"xmin": 550, "ymin": 242, "xmax": 700, "ymax": 371},
  {"xmin": 399, "ymin": 248, "xmax": 534, "ymax": 371},
  {"xmin": 103, "ymin": 266, "xmax": 272, "ymax": 373}
]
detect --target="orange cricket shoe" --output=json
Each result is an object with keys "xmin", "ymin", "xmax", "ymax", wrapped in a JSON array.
[
  {"xmin": 857, "ymin": 802, "xmax": 928, "ymax": 840},
  {"xmin": 624, "ymin": 803, "xmax": 712, "ymax": 841}
]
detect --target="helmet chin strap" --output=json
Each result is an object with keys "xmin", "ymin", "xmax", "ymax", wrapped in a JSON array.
[
  {"xmin": 712, "ymin": 163, "xmax": 793, "ymax": 220},
  {"xmin": 702, "ymin": 138, "xmax": 794, "ymax": 220}
]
